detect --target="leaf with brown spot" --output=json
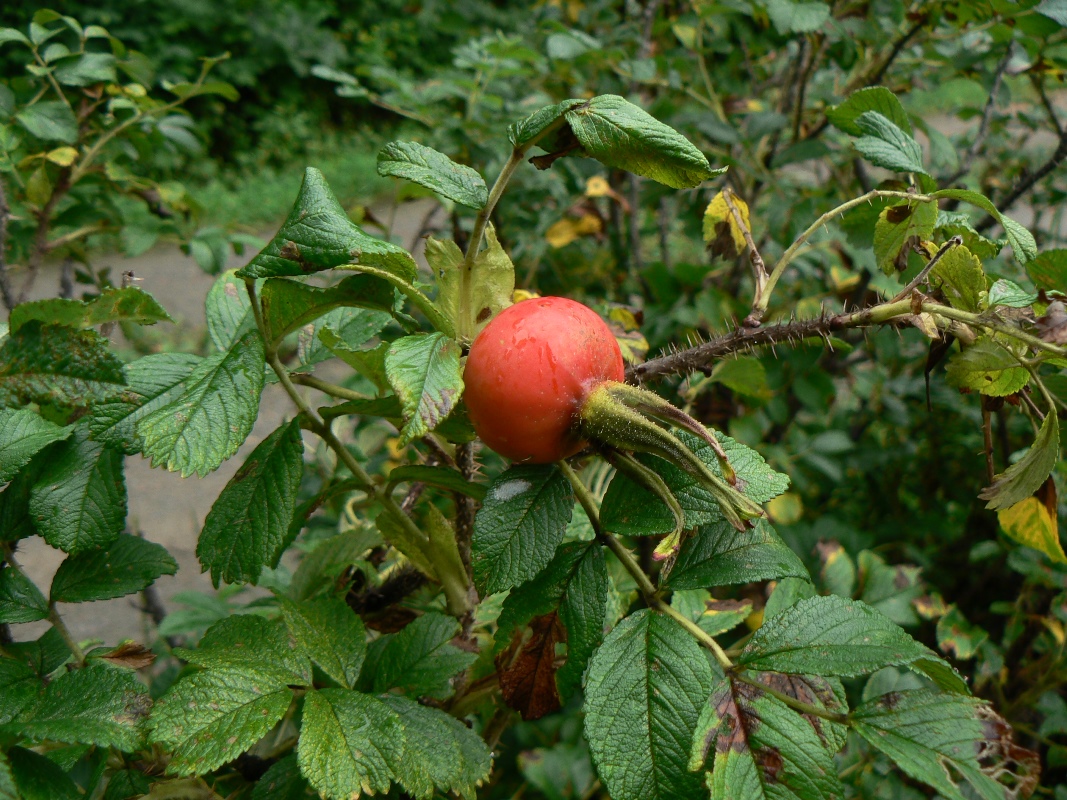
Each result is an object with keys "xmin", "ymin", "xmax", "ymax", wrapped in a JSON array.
[
  {"xmin": 99, "ymin": 641, "xmax": 156, "ymax": 670},
  {"xmin": 496, "ymin": 612, "xmax": 564, "ymax": 721}
]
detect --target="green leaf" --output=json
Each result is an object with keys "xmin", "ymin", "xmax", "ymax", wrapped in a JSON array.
[
  {"xmin": 50, "ymin": 533, "xmax": 177, "ymax": 603},
  {"xmin": 427, "ymin": 224, "xmax": 515, "ymax": 340},
  {"xmin": 857, "ymin": 550, "xmax": 923, "ymax": 627},
  {"xmin": 205, "ymin": 270, "xmax": 255, "ymax": 351},
  {"xmin": 508, "ymin": 100, "xmax": 586, "ymax": 149},
  {"xmin": 386, "ymin": 464, "xmax": 487, "ymax": 501},
  {"xmin": 765, "ymin": 0, "xmax": 831, "ymax": 34},
  {"xmin": 935, "ymin": 211, "xmax": 1004, "ymax": 260},
  {"xmin": 709, "ymin": 357, "xmax": 767, "ymax": 397},
  {"xmin": 979, "ymin": 408, "xmax": 1059, "ymax": 510},
  {"xmin": 945, "ymin": 337, "xmax": 1030, "ymax": 397},
  {"xmin": 853, "ymin": 111, "xmax": 925, "ymax": 174},
  {"xmin": 852, "ymin": 690, "xmax": 1006, "ymax": 800},
  {"xmin": 8, "ymin": 287, "xmax": 171, "ymax": 334},
  {"xmin": 936, "ymin": 604, "xmax": 989, "ymax": 660},
  {"xmin": 671, "ymin": 590, "xmax": 753, "ymax": 637},
  {"xmin": 826, "ymin": 86, "xmax": 913, "ymax": 136},
  {"xmin": 15, "ymin": 101, "xmax": 77, "ymax": 143},
  {"xmin": 149, "ymin": 664, "xmax": 293, "ymax": 776},
  {"xmin": 929, "ymin": 244, "xmax": 987, "ymax": 312},
  {"xmin": 372, "ymin": 612, "xmax": 476, "ymax": 699},
  {"xmin": 261, "ymin": 273, "xmax": 396, "ymax": 346},
  {"xmin": 302, "ymin": 307, "xmax": 393, "ymax": 369},
  {"xmin": 1037, "ymin": 0, "xmax": 1067, "ymax": 25},
  {"xmin": 872, "ymin": 200, "xmax": 937, "ymax": 275},
  {"xmin": 237, "ymin": 168, "xmax": 417, "ymax": 281},
  {"xmin": 495, "ymin": 541, "xmax": 608, "ymax": 698},
  {"xmin": 666, "ymin": 518, "xmax": 809, "ymax": 590},
  {"xmin": 600, "ymin": 431, "xmax": 788, "ymax": 537},
  {"xmin": 3, "ymin": 666, "xmax": 150, "ymax": 750},
  {"xmin": 584, "ymin": 609, "xmax": 714, "ymax": 800},
  {"xmin": 197, "ymin": 419, "xmax": 303, "ymax": 586},
  {"xmin": 1027, "ymin": 248, "xmax": 1067, "ymax": 291},
  {"xmin": 87, "ymin": 353, "xmax": 201, "ymax": 455},
  {"xmin": 377, "ymin": 141, "xmax": 488, "ymax": 208},
  {"xmin": 252, "ymin": 755, "xmax": 309, "ymax": 800},
  {"xmin": 384, "ymin": 332, "xmax": 465, "ymax": 445},
  {"xmin": 763, "ymin": 576, "xmax": 816, "ymax": 620},
  {"xmin": 288, "ymin": 526, "xmax": 380, "ymax": 602},
  {"xmin": 472, "ymin": 463, "xmax": 575, "ymax": 595},
  {"xmin": 0, "ymin": 656, "xmax": 42, "ymax": 724},
  {"xmin": 279, "ymin": 595, "xmax": 366, "ymax": 689},
  {"xmin": 52, "ymin": 52, "xmax": 116, "ymax": 86},
  {"xmin": 380, "ymin": 694, "xmax": 492, "ymax": 800},
  {"xmin": 165, "ymin": 80, "xmax": 239, "ymax": 102},
  {"xmin": 0, "ymin": 409, "xmax": 72, "ymax": 483},
  {"xmin": 138, "ymin": 328, "xmax": 265, "ymax": 477},
  {"xmin": 6, "ymin": 747, "xmax": 80, "ymax": 800},
  {"xmin": 740, "ymin": 595, "xmax": 959, "ymax": 684},
  {"xmin": 987, "ymin": 278, "xmax": 1038, "ymax": 308},
  {"xmin": 690, "ymin": 675, "xmax": 845, "ymax": 800},
  {"xmin": 0, "ymin": 455, "xmax": 43, "ymax": 544},
  {"xmin": 560, "ymin": 95, "xmax": 723, "ymax": 189},
  {"xmin": 29, "ymin": 429, "xmax": 126, "ymax": 555},
  {"xmin": 298, "ymin": 690, "xmax": 405, "ymax": 799},
  {"xmin": 174, "ymin": 614, "xmax": 311, "ymax": 686},
  {"xmin": 932, "ymin": 189, "xmax": 1037, "ymax": 264},
  {"xmin": 0, "ymin": 28, "xmax": 31, "ymax": 48},
  {"xmin": 0, "ymin": 321, "xmax": 127, "ymax": 408},
  {"xmin": 0, "ymin": 563, "xmax": 48, "ymax": 623},
  {"xmin": 103, "ymin": 770, "xmax": 153, "ymax": 800}
]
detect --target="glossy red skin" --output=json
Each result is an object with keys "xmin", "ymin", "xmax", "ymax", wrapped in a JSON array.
[{"xmin": 464, "ymin": 297, "xmax": 625, "ymax": 463}]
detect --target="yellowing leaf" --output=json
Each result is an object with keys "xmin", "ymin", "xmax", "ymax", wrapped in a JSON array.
[
  {"xmin": 998, "ymin": 496, "xmax": 1065, "ymax": 564},
  {"xmin": 703, "ymin": 191, "xmax": 750, "ymax": 259},
  {"xmin": 767, "ymin": 492, "xmax": 803, "ymax": 525},
  {"xmin": 45, "ymin": 146, "xmax": 77, "ymax": 166},
  {"xmin": 585, "ymin": 176, "xmax": 612, "ymax": 197},
  {"xmin": 545, "ymin": 214, "xmax": 602, "ymax": 248},
  {"xmin": 513, "ymin": 289, "xmax": 540, "ymax": 303}
]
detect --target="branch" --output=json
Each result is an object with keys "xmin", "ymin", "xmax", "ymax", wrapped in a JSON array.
[
  {"xmin": 942, "ymin": 44, "xmax": 1013, "ymax": 185},
  {"xmin": 976, "ymin": 127, "xmax": 1067, "ymax": 230},
  {"xmin": 0, "ymin": 176, "xmax": 13, "ymax": 310}
]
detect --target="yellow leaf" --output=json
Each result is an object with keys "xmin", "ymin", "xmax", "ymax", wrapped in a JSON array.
[
  {"xmin": 45, "ymin": 146, "xmax": 78, "ymax": 166},
  {"xmin": 702, "ymin": 191, "xmax": 750, "ymax": 259},
  {"xmin": 998, "ymin": 496, "xmax": 1066, "ymax": 563},
  {"xmin": 545, "ymin": 214, "xmax": 602, "ymax": 248},
  {"xmin": 585, "ymin": 176, "xmax": 612, "ymax": 197},
  {"xmin": 744, "ymin": 607, "xmax": 765, "ymax": 631},
  {"xmin": 829, "ymin": 264, "xmax": 861, "ymax": 292},
  {"xmin": 512, "ymin": 289, "xmax": 540, "ymax": 303},
  {"xmin": 767, "ymin": 492, "xmax": 803, "ymax": 525},
  {"xmin": 25, "ymin": 165, "xmax": 51, "ymax": 207}
]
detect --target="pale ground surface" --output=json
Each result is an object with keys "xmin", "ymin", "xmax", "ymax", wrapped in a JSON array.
[{"xmin": 6, "ymin": 198, "xmax": 444, "ymax": 647}]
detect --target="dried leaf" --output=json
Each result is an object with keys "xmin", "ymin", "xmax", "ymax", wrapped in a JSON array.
[{"xmin": 496, "ymin": 612, "xmax": 564, "ymax": 721}]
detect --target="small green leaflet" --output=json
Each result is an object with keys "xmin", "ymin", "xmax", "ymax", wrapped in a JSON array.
[
  {"xmin": 0, "ymin": 409, "xmax": 72, "ymax": 483},
  {"xmin": 279, "ymin": 595, "xmax": 366, "ymax": 689},
  {"xmin": 979, "ymin": 409, "xmax": 1059, "ymax": 510},
  {"xmin": 197, "ymin": 419, "xmax": 304, "ymax": 586},
  {"xmin": 252, "ymin": 755, "xmax": 308, "ymax": 800},
  {"xmin": 15, "ymin": 100, "xmax": 77, "ymax": 143},
  {"xmin": 600, "ymin": 430, "xmax": 788, "ymax": 537},
  {"xmin": 261, "ymin": 273, "xmax": 397, "ymax": 346},
  {"xmin": 873, "ymin": 200, "xmax": 937, "ymax": 275},
  {"xmin": 236, "ymin": 167, "xmax": 417, "ymax": 282},
  {"xmin": 205, "ymin": 270, "xmax": 255, "ymax": 351},
  {"xmin": 1037, "ymin": 0, "xmax": 1067, "ymax": 25},
  {"xmin": 53, "ymin": 51, "xmax": 117, "ymax": 86},
  {"xmin": 0, "ymin": 657, "xmax": 41, "ymax": 724},
  {"xmin": 87, "ymin": 352, "xmax": 201, "ymax": 455},
  {"xmin": 50, "ymin": 533, "xmax": 177, "ymax": 603},
  {"xmin": 174, "ymin": 614, "xmax": 311, "ymax": 686},
  {"xmin": 508, "ymin": 100, "xmax": 583, "ymax": 148},
  {"xmin": 1027, "ymin": 248, "xmax": 1067, "ymax": 290},
  {"xmin": 387, "ymin": 464, "xmax": 487, "ymax": 501},
  {"xmin": 0, "ymin": 665, "xmax": 150, "ymax": 751},
  {"xmin": 936, "ymin": 604, "xmax": 989, "ymax": 660},
  {"xmin": 826, "ymin": 86, "xmax": 913, "ymax": 136},
  {"xmin": 7, "ymin": 287, "xmax": 172, "ymax": 334},
  {"xmin": 740, "ymin": 595, "xmax": 965, "ymax": 691},
  {"xmin": 853, "ymin": 111, "xmax": 926, "ymax": 174},
  {"xmin": 298, "ymin": 690, "xmax": 405, "ymax": 799},
  {"xmin": 765, "ymin": 0, "xmax": 831, "ymax": 34},
  {"xmin": 945, "ymin": 337, "xmax": 1030, "ymax": 397},
  {"xmin": 379, "ymin": 694, "xmax": 492, "ymax": 800},
  {"xmin": 5, "ymin": 747, "xmax": 81, "ymax": 800},
  {"xmin": 987, "ymin": 278, "xmax": 1038, "ymax": 308},
  {"xmin": 929, "ymin": 244, "xmax": 987, "ymax": 312},
  {"xmin": 149, "ymin": 664, "xmax": 293, "ymax": 776},
  {"xmin": 666, "ymin": 518, "xmax": 808, "ymax": 590},
  {"xmin": 138, "ymin": 328, "xmax": 265, "ymax": 477},
  {"xmin": 852, "ymin": 690, "xmax": 1008, "ymax": 800},
  {"xmin": 763, "ymin": 576, "xmax": 816, "ymax": 619},
  {"xmin": 857, "ymin": 550, "xmax": 923, "ymax": 627},
  {"xmin": 560, "ymin": 95, "xmax": 722, "ymax": 189},
  {"xmin": 377, "ymin": 141, "xmax": 489, "ymax": 208},
  {"xmin": 372, "ymin": 612, "xmax": 476, "ymax": 699},
  {"xmin": 302, "ymin": 307, "xmax": 393, "ymax": 369},
  {"xmin": 671, "ymin": 590, "xmax": 752, "ymax": 637},
  {"xmin": 28, "ymin": 429, "xmax": 127, "ymax": 555},
  {"xmin": 494, "ymin": 541, "xmax": 608, "ymax": 699},
  {"xmin": 585, "ymin": 610, "xmax": 714, "ymax": 800},
  {"xmin": 0, "ymin": 562, "xmax": 48, "ymax": 623},
  {"xmin": 0, "ymin": 321, "xmax": 127, "ymax": 408},
  {"xmin": 932, "ymin": 189, "xmax": 1037, "ymax": 264},
  {"xmin": 384, "ymin": 332, "xmax": 465, "ymax": 445},
  {"xmin": 472, "ymin": 463, "xmax": 575, "ymax": 595},
  {"xmin": 690, "ymin": 676, "xmax": 844, "ymax": 800},
  {"xmin": 426, "ymin": 224, "xmax": 515, "ymax": 341}
]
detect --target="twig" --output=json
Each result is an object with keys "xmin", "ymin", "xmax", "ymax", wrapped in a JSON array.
[
  {"xmin": 453, "ymin": 442, "xmax": 476, "ymax": 582},
  {"xmin": 0, "ymin": 177, "xmax": 12, "ymax": 310},
  {"xmin": 977, "ymin": 127, "xmax": 1067, "ymax": 230},
  {"xmin": 943, "ymin": 44, "xmax": 1013, "ymax": 184},
  {"xmin": 3, "ymin": 547, "xmax": 86, "ymax": 666},
  {"xmin": 721, "ymin": 188, "xmax": 768, "ymax": 327},
  {"xmin": 1032, "ymin": 74, "xmax": 1064, "ymax": 137},
  {"xmin": 889, "ymin": 235, "xmax": 962, "ymax": 303}
]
